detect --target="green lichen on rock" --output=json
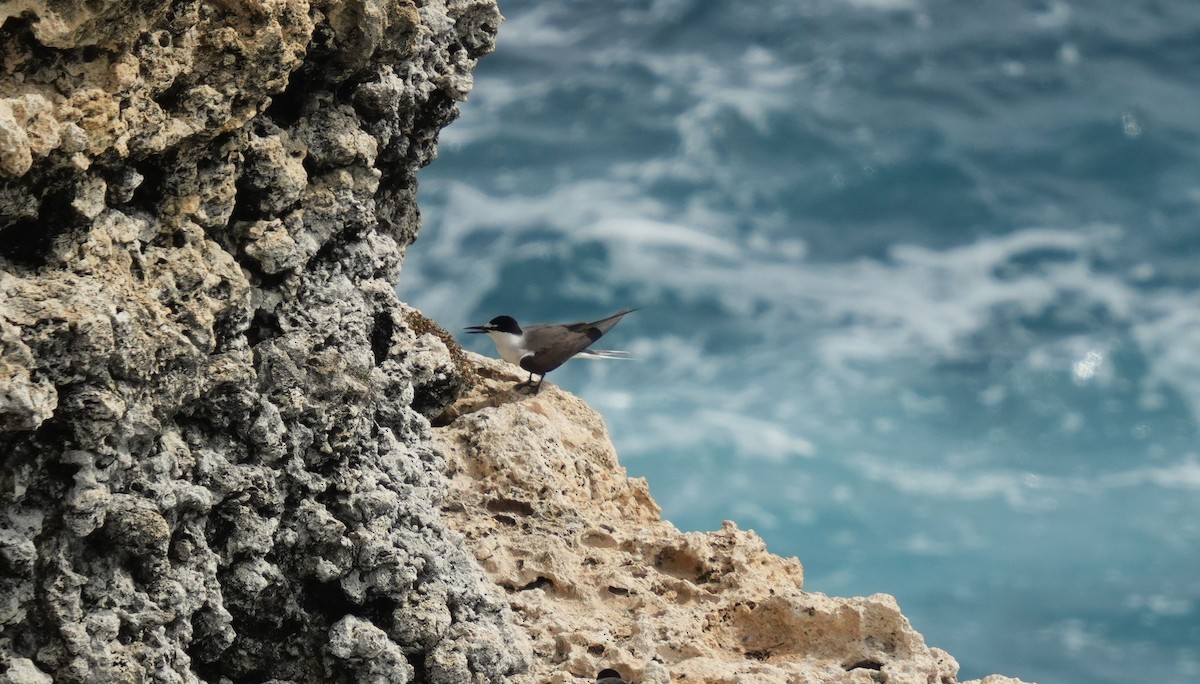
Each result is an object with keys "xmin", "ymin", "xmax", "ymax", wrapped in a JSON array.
[{"xmin": 404, "ymin": 305, "xmax": 479, "ymax": 389}]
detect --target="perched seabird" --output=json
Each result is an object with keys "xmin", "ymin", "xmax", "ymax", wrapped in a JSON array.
[
  {"xmin": 465, "ymin": 308, "xmax": 637, "ymax": 393},
  {"xmin": 596, "ymin": 669, "xmax": 628, "ymax": 684}
]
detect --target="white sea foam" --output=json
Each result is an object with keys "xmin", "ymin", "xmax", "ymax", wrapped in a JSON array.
[
  {"xmin": 852, "ymin": 455, "xmax": 1045, "ymax": 509},
  {"xmin": 411, "ymin": 171, "xmax": 1200, "ymax": 440},
  {"xmin": 842, "ymin": 0, "xmax": 920, "ymax": 10},
  {"xmin": 577, "ymin": 217, "xmax": 740, "ymax": 259},
  {"xmin": 1097, "ymin": 456, "xmax": 1200, "ymax": 491}
]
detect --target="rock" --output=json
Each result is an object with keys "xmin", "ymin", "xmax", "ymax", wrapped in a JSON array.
[
  {"xmin": 437, "ymin": 354, "xmax": 1036, "ymax": 683},
  {"xmin": 1, "ymin": 0, "xmax": 522, "ymax": 682},
  {"xmin": 0, "ymin": 657, "xmax": 53, "ymax": 684},
  {"xmin": 0, "ymin": 314, "xmax": 57, "ymax": 431}
]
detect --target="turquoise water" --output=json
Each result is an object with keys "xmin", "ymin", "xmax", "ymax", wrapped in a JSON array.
[{"xmin": 400, "ymin": 1, "xmax": 1200, "ymax": 682}]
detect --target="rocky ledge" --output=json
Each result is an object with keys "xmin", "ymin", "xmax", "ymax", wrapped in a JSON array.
[
  {"xmin": 437, "ymin": 355, "xmax": 1032, "ymax": 684},
  {"xmin": 1, "ymin": 0, "xmax": 1032, "ymax": 682}
]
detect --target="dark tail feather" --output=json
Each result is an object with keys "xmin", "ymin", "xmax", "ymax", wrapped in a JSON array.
[{"xmin": 586, "ymin": 307, "xmax": 640, "ymax": 336}]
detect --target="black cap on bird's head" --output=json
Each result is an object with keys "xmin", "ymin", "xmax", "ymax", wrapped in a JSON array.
[
  {"xmin": 465, "ymin": 315, "xmax": 522, "ymax": 335},
  {"xmin": 596, "ymin": 669, "xmax": 627, "ymax": 683}
]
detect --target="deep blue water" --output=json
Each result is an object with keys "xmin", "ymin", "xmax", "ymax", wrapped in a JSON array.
[{"xmin": 399, "ymin": 1, "xmax": 1200, "ymax": 682}]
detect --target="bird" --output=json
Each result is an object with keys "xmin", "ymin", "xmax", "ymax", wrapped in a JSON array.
[
  {"xmin": 596, "ymin": 669, "xmax": 628, "ymax": 684},
  {"xmin": 465, "ymin": 308, "xmax": 638, "ymax": 393}
]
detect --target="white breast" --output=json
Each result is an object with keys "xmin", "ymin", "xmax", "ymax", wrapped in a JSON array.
[{"xmin": 487, "ymin": 331, "xmax": 531, "ymax": 366}]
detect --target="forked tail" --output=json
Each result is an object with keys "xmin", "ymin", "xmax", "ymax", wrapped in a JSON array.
[{"xmin": 576, "ymin": 348, "xmax": 634, "ymax": 360}]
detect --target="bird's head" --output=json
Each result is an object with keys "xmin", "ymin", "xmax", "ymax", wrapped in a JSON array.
[{"xmin": 465, "ymin": 315, "xmax": 522, "ymax": 336}]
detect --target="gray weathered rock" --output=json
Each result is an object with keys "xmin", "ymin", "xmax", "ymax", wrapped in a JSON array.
[{"xmin": 0, "ymin": 0, "xmax": 526, "ymax": 682}]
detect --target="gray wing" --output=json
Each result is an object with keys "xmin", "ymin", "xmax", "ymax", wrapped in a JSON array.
[
  {"xmin": 520, "ymin": 308, "xmax": 638, "ymax": 375},
  {"xmin": 563, "ymin": 307, "xmax": 639, "ymax": 341}
]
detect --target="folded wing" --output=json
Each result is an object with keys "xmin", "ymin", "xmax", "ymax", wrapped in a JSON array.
[{"xmin": 519, "ymin": 308, "xmax": 638, "ymax": 374}]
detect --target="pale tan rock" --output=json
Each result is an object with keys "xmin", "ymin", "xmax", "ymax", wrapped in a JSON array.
[
  {"xmin": 0, "ymin": 95, "xmax": 57, "ymax": 176},
  {"xmin": 0, "ymin": 0, "xmax": 312, "ymax": 179},
  {"xmin": 439, "ymin": 353, "xmax": 1037, "ymax": 684}
]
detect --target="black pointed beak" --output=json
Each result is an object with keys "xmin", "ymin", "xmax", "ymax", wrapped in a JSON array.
[{"xmin": 464, "ymin": 325, "xmax": 489, "ymax": 334}]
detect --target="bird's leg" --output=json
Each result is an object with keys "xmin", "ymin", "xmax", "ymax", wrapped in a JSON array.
[{"xmin": 512, "ymin": 372, "xmax": 545, "ymax": 394}]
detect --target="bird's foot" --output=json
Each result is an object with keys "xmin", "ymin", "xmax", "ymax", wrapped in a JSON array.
[{"xmin": 512, "ymin": 376, "xmax": 544, "ymax": 394}]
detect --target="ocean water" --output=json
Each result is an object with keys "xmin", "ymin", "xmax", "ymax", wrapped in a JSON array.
[{"xmin": 398, "ymin": 1, "xmax": 1200, "ymax": 682}]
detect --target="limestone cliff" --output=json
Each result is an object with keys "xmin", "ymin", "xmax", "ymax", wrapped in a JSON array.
[
  {"xmin": 0, "ymin": 0, "xmax": 1033, "ymax": 683},
  {"xmin": 1, "ymin": 0, "xmax": 524, "ymax": 682}
]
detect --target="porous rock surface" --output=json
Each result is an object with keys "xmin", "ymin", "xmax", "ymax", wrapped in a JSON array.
[
  {"xmin": 437, "ymin": 355, "xmax": 1035, "ymax": 684},
  {"xmin": 1, "ymin": 0, "xmax": 527, "ymax": 682}
]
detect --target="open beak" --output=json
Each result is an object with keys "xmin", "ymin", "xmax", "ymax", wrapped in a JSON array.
[{"xmin": 464, "ymin": 325, "xmax": 489, "ymax": 334}]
